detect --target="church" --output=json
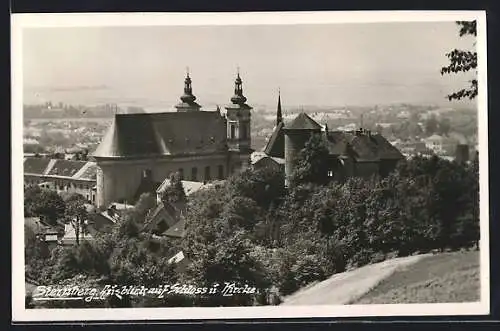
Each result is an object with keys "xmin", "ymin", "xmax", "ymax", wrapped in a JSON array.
[{"xmin": 92, "ymin": 72, "xmax": 253, "ymax": 208}]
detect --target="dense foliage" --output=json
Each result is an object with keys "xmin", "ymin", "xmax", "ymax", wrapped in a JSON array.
[{"xmin": 25, "ymin": 147, "xmax": 479, "ymax": 307}]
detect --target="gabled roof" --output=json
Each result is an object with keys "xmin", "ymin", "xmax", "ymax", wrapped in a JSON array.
[
  {"xmin": 162, "ymin": 218, "xmax": 186, "ymax": 238},
  {"xmin": 156, "ymin": 178, "xmax": 207, "ymax": 196},
  {"xmin": 74, "ymin": 162, "xmax": 98, "ymax": 180},
  {"xmin": 142, "ymin": 201, "xmax": 181, "ymax": 233},
  {"xmin": 23, "ymin": 158, "xmax": 52, "ymax": 175},
  {"xmin": 23, "ymin": 157, "xmax": 97, "ymax": 180},
  {"xmin": 92, "ymin": 111, "xmax": 228, "ymax": 159},
  {"xmin": 285, "ymin": 112, "xmax": 322, "ymax": 130},
  {"xmin": 326, "ymin": 131, "xmax": 403, "ymax": 161},
  {"xmin": 46, "ymin": 159, "xmax": 87, "ymax": 177},
  {"xmin": 262, "ymin": 121, "xmax": 403, "ymax": 162},
  {"xmin": 263, "ymin": 122, "xmax": 285, "ymax": 158}
]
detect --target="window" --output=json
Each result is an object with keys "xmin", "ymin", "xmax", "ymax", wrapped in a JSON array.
[
  {"xmin": 328, "ymin": 170, "xmax": 334, "ymax": 177},
  {"xmin": 230, "ymin": 124, "xmax": 236, "ymax": 139},
  {"xmin": 218, "ymin": 165, "xmax": 224, "ymax": 179},
  {"xmin": 205, "ymin": 166, "xmax": 211, "ymax": 181},
  {"xmin": 191, "ymin": 167, "xmax": 197, "ymax": 181},
  {"xmin": 178, "ymin": 168, "xmax": 184, "ymax": 180}
]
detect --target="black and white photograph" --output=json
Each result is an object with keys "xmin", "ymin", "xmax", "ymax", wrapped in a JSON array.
[{"xmin": 11, "ymin": 11, "xmax": 489, "ymax": 321}]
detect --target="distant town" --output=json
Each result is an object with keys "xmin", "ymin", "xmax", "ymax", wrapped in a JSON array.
[{"xmin": 24, "ymin": 100, "xmax": 477, "ymax": 160}]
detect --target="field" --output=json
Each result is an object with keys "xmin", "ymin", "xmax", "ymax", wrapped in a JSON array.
[{"xmin": 354, "ymin": 250, "xmax": 480, "ymax": 304}]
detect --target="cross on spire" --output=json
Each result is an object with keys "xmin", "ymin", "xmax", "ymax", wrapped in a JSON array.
[{"xmin": 186, "ymin": 66, "xmax": 190, "ymax": 78}]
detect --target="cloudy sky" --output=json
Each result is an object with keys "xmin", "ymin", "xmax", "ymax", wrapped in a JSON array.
[{"xmin": 22, "ymin": 22, "xmax": 477, "ymax": 110}]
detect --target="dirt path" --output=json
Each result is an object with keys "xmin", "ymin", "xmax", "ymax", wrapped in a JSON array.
[{"xmin": 281, "ymin": 254, "xmax": 430, "ymax": 306}]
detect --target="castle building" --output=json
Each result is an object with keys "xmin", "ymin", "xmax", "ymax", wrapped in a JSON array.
[
  {"xmin": 92, "ymin": 72, "xmax": 253, "ymax": 208},
  {"xmin": 262, "ymin": 94, "xmax": 404, "ymax": 185}
]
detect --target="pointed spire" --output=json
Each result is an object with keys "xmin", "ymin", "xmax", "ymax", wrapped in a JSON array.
[{"xmin": 276, "ymin": 88, "xmax": 283, "ymax": 126}]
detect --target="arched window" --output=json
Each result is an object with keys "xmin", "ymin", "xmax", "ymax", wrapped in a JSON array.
[
  {"xmin": 230, "ymin": 124, "xmax": 236, "ymax": 139},
  {"xmin": 191, "ymin": 167, "xmax": 197, "ymax": 181}
]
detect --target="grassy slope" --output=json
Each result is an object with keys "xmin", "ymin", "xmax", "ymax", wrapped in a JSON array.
[{"xmin": 354, "ymin": 250, "xmax": 480, "ymax": 304}]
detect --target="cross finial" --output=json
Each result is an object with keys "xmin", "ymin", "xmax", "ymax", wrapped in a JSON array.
[
  {"xmin": 186, "ymin": 66, "xmax": 190, "ymax": 78},
  {"xmin": 278, "ymin": 87, "xmax": 281, "ymax": 95},
  {"xmin": 237, "ymin": 66, "xmax": 240, "ymax": 78}
]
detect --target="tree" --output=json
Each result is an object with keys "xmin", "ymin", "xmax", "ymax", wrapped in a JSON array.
[
  {"xmin": 440, "ymin": 21, "xmax": 478, "ymax": 101},
  {"xmin": 161, "ymin": 172, "xmax": 186, "ymax": 205},
  {"xmin": 64, "ymin": 193, "xmax": 89, "ymax": 246},
  {"xmin": 27, "ymin": 188, "xmax": 66, "ymax": 225},
  {"xmin": 135, "ymin": 192, "xmax": 157, "ymax": 219},
  {"xmin": 289, "ymin": 133, "xmax": 330, "ymax": 187},
  {"xmin": 25, "ymin": 225, "xmax": 51, "ymax": 281}
]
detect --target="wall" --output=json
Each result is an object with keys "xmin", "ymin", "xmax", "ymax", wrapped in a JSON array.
[
  {"xmin": 284, "ymin": 130, "xmax": 317, "ymax": 185},
  {"xmin": 96, "ymin": 153, "xmax": 238, "ymax": 208},
  {"xmin": 24, "ymin": 174, "xmax": 96, "ymax": 203},
  {"xmin": 353, "ymin": 161, "xmax": 380, "ymax": 179}
]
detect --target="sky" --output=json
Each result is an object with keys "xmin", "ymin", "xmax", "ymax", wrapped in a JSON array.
[{"xmin": 22, "ymin": 22, "xmax": 477, "ymax": 110}]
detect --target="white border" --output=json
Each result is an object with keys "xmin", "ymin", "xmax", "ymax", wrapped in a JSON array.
[{"xmin": 11, "ymin": 11, "xmax": 489, "ymax": 322}]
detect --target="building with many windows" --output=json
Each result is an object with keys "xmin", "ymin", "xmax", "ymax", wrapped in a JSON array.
[{"xmin": 23, "ymin": 157, "xmax": 97, "ymax": 203}]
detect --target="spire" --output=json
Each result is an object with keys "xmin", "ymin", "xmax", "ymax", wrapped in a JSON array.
[
  {"xmin": 276, "ymin": 88, "xmax": 283, "ymax": 126},
  {"xmin": 180, "ymin": 68, "xmax": 196, "ymax": 104},
  {"xmin": 230, "ymin": 69, "xmax": 247, "ymax": 105},
  {"xmin": 176, "ymin": 68, "xmax": 201, "ymax": 112}
]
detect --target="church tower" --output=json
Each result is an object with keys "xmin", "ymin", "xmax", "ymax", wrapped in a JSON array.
[
  {"xmin": 225, "ymin": 70, "xmax": 253, "ymax": 174},
  {"xmin": 225, "ymin": 70, "xmax": 252, "ymax": 152},
  {"xmin": 175, "ymin": 69, "xmax": 201, "ymax": 112}
]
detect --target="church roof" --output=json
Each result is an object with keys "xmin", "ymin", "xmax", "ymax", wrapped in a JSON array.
[
  {"xmin": 262, "ymin": 121, "xmax": 285, "ymax": 157},
  {"xmin": 285, "ymin": 112, "xmax": 322, "ymax": 130},
  {"xmin": 92, "ymin": 111, "xmax": 228, "ymax": 159}
]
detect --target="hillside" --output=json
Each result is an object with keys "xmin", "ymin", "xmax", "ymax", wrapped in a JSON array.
[
  {"xmin": 354, "ymin": 250, "xmax": 480, "ymax": 304},
  {"xmin": 282, "ymin": 250, "xmax": 480, "ymax": 306}
]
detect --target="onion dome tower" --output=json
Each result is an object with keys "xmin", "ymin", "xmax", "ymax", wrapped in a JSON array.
[
  {"xmin": 225, "ymin": 69, "xmax": 252, "ymax": 152},
  {"xmin": 175, "ymin": 68, "xmax": 201, "ymax": 112}
]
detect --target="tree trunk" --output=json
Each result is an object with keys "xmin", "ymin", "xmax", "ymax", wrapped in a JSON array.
[{"xmin": 74, "ymin": 218, "xmax": 80, "ymax": 246}]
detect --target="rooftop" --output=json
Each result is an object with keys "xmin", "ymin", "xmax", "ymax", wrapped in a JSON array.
[
  {"xmin": 285, "ymin": 112, "xmax": 322, "ymax": 131},
  {"xmin": 93, "ymin": 111, "xmax": 228, "ymax": 159}
]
